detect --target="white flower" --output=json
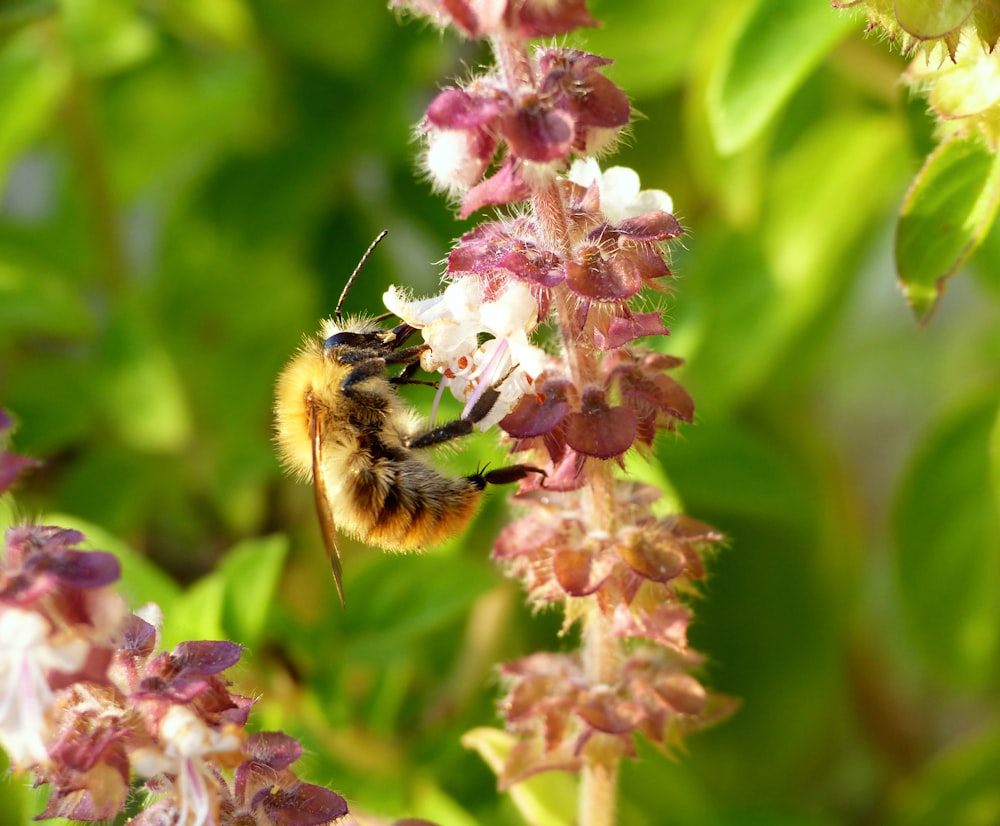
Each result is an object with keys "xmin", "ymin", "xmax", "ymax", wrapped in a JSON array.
[
  {"xmin": 423, "ymin": 128, "xmax": 488, "ymax": 196},
  {"xmin": 0, "ymin": 607, "xmax": 89, "ymax": 768},
  {"xmin": 385, "ymin": 279, "xmax": 547, "ymax": 429},
  {"xmin": 568, "ymin": 159, "xmax": 674, "ymax": 223},
  {"xmin": 133, "ymin": 705, "xmax": 243, "ymax": 826}
]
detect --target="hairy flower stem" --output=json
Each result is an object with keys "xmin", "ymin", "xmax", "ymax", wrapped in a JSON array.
[
  {"xmin": 536, "ymin": 172, "xmax": 622, "ymax": 826},
  {"xmin": 491, "ymin": 35, "xmax": 536, "ymax": 94}
]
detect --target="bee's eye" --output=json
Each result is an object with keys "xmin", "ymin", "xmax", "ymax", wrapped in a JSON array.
[{"xmin": 324, "ymin": 332, "xmax": 370, "ymax": 351}]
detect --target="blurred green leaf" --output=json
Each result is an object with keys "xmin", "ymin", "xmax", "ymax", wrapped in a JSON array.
[
  {"xmin": 896, "ymin": 135, "xmax": 1000, "ymax": 324},
  {"xmin": 60, "ymin": 0, "xmax": 157, "ymax": 75},
  {"xmin": 410, "ymin": 774, "xmax": 482, "ymax": 826},
  {"xmin": 251, "ymin": 0, "xmax": 386, "ymax": 72},
  {"xmin": 707, "ymin": 0, "xmax": 855, "ymax": 155},
  {"xmin": 107, "ymin": 52, "xmax": 266, "ymax": 198},
  {"xmin": 0, "ymin": 0, "xmax": 56, "ymax": 34},
  {"xmin": 166, "ymin": 569, "xmax": 227, "ymax": 647},
  {"xmin": 681, "ymin": 109, "xmax": 907, "ymax": 413},
  {"xmin": 340, "ymin": 554, "xmax": 497, "ymax": 664},
  {"xmin": 3, "ymin": 352, "xmax": 101, "ymax": 454},
  {"xmin": 98, "ymin": 302, "xmax": 192, "ymax": 453},
  {"xmin": 889, "ymin": 726, "xmax": 1000, "ymax": 826},
  {"xmin": 893, "ymin": 395, "xmax": 1000, "ymax": 687},
  {"xmin": 0, "ymin": 251, "xmax": 93, "ymax": 340},
  {"xmin": 0, "ymin": 29, "xmax": 67, "ymax": 185},
  {"xmin": 992, "ymin": 405, "xmax": 1000, "ymax": 517},
  {"xmin": 764, "ymin": 114, "xmax": 907, "ymax": 288},
  {"xmin": 463, "ymin": 727, "xmax": 576, "ymax": 826},
  {"xmin": 158, "ymin": 0, "xmax": 255, "ymax": 49},
  {"xmin": 658, "ymin": 418, "xmax": 813, "ymax": 526},
  {"xmin": 585, "ymin": 0, "xmax": 709, "ymax": 97},
  {"xmin": 218, "ymin": 533, "xmax": 288, "ymax": 648}
]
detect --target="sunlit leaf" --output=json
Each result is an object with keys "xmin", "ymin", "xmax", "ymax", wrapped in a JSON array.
[
  {"xmin": 896, "ymin": 135, "xmax": 1000, "ymax": 324},
  {"xmin": 218, "ymin": 534, "xmax": 288, "ymax": 648},
  {"xmin": 0, "ymin": 0, "xmax": 56, "ymax": 34},
  {"xmin": 158, "ymin": 0, "xmax": 255, "ymax": 48},
  {"xmin": 165, "ymin": 571, "xmax": 227, "ymax": 648},
  {"xmin": 585, "ymin": 0, "xmax": 709, "ymax": 97},
  {"xmin": 893, "ymin": 395, "xmax": 1000, "ymax": 688},
  {"xmin": 707, "ymin": 0, "xmax": 855, "ymax": 155},
  {"xmin": 462, "ymin": 727, "xmax": 576, "ymax": 826},
  {"xmin": 0, "ymin": 255, "xmax": 93, "ymax": 340},
  {"xmin": 0, "ymin": 29, "xmax": 66, "ymax": 186},
  {"xmin": 889, "ymin": 726, "xmax": 1000, "ymax": 825},
  {"xmin": 98, "ymin": 304, "xmax": 192, "ymax": 453},
  {"xmin": 61, "ymin": 0, "xmax": 157, "ymax": 75}
]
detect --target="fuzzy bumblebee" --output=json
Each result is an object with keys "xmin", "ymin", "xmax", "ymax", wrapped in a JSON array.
[{"xmin": 274, "ymin": 235, "xmax": 541, "ymax": 604}]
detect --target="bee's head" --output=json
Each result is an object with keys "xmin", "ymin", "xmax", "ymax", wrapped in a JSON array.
[{"xmin": 321, "ymin": 320, "xmax": 419, "ymax": 357}]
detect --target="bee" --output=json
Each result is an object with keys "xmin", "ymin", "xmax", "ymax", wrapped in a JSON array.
[{"xmin": 274, "ymin": 232, "xmax": 542, "ymax": 604}]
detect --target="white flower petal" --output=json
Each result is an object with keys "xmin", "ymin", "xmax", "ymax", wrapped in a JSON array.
[
  {"xmin": 384, "ymin": 285, "xmax": 449, "ymax": 326},
  {"xmin": 627, "ymin": 187, "xmax": 674, "ymax": 217},
  {"xmin": 0, "ymin": 608, "xmax": 90, "ymax": 768},
  {"xmin": 566, "ymin": 161, "xmax": 674, "ymax": 223},
  {"xmin": 568, "ymin": 157, "xmax": 602, "ymax": 187}
]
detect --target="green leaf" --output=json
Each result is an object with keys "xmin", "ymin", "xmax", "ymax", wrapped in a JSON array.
[
  {"xmin": 98, "ymin": 303, "xmax": 192, "ymax": 453},
  {"xmin": 0, "ymin": 0, "xmax": 56, "ymax": 40},
  {"xmin": 61, "ymin": 0, "xmax": 157, "ymax": 75},
  {"xmin": 218, "ymin": 534, "xmax": 288, "ymax": 648},
  {"xmin": 584, "ymin": 0, "xmax": 710, "ymax": 97},
  {"xmin": 159, "ymin": 536, "xmax": 287, "ymax": 649},
  {"xmin": 462, "ymin": 727, "xmax": 576, "ymax": 826},
  {"xmin": 892, "ymin": 395, "xmax": 1000, "ymax": 687},
  {"xmin": 340, "ymin": 554, "xmax": 497, "ymax": 664},
  {"xmin": 0, "ymin": 29, "xmax": 67, "ymax": 185},
  {"xmin": 992, "ymin": 406, "xmax": 1000, "ymax": 518},
  {"xmin": 889, "ymin": 726, "xmax": 1000, "ymax": 826},
  {"xmin": 0, "ymin": 254, "xmax": 94, "ymax": 341},
  {"xmin": 409, "ymin": 775, "xmax": 481, "ymax": 826},
  {"xmin": 896, "ymin": 135, "xmax": 1000, "ymax": 324},
  {"xmin": 158, "ymin": 0, "xmax": 255, "ymax": 48},
  {"xmin": 707, "ymin": 0, "xmax": 855, "ymax": 155},
  {"xmin": 164, "ymin": 571, "xmax": 227, "ymax": 648}
]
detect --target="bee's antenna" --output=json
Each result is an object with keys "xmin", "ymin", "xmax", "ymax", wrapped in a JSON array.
[{"xmin": 335, "ymin": 229, "xmax": 389, "ymax": 323}]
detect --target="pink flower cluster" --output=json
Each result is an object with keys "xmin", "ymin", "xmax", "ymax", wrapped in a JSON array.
[
  {"xmin": 0, "ymin": 525, "xmax": 348, "ymax": 825},
  {"xmin": 422, "ymin": 48, "xmax": 630, "ymax": 215},
  {"xmin": 0, "ymin": 416, "xmax": 348, "ymax": 824},
  {"xmin": 494, "ymin": 488, "xmax": 736, "ymax": 783},
  {"xmin": 394, "ymin": 0, "xmax": 732, "ymax": 794}
]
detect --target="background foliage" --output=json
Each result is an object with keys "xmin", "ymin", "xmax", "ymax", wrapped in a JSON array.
[{"xmin": 1, "ymin": 1, "xmax": 999, "ymax": 824}]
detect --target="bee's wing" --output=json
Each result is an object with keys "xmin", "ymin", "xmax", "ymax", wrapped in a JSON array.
[{"xmin": 309, "ymin": 398, "xmax": 346, "ymax": 606}]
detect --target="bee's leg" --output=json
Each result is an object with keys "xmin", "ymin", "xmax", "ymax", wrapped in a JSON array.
[
  {"xmin": 341, "ymin": 357, "xmax": 386, "ymax": 389},
  {"xmin": 467, "ymin": 464, "xmax": 546, "ymax": 489},
  {"xmin": 405, "ymin": 417, "xmax": 474, "ymax": 449},
  {"xmin": 384, "ymin": 344, "xmax": 428, "ymax": 366},
  {"xmin": 405, "ymin": 380, "xmax": 508, "ymax": 448},
  {"xmin": 405, "ymin": 383, "xmax": 546, "ymax": 484},
  {"xmin": 388, "ymin": 357, "xmax": 433, "ymax": 387}
]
